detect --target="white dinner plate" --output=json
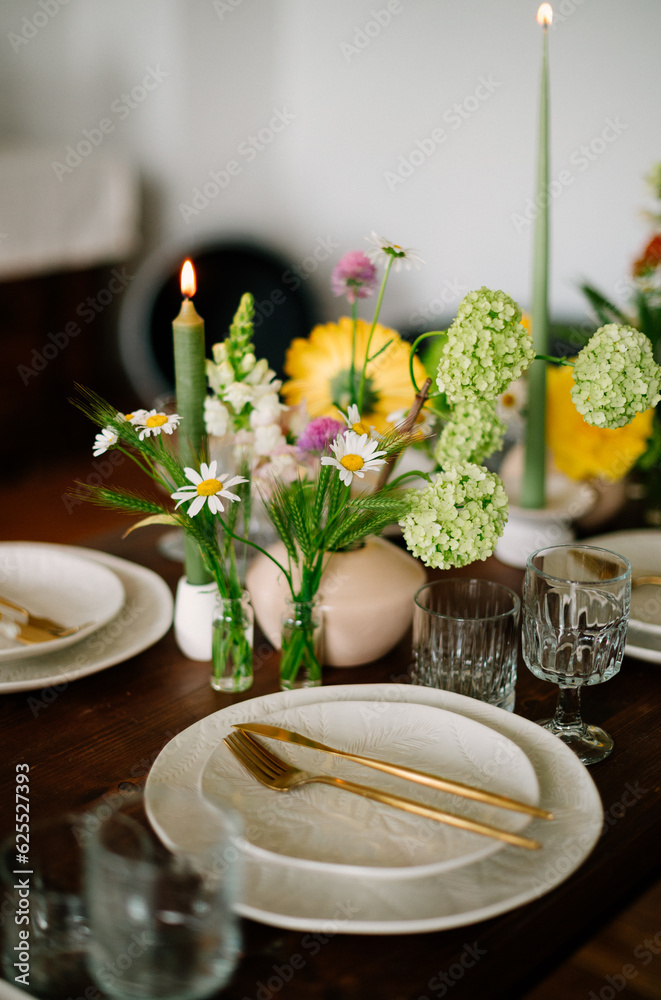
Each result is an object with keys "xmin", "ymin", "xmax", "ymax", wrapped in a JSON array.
[
  {"xmin": 0, "ymin": 542, "xmax": 125, "ymax": 661},
  {"xmin": 581, "ymin": 530, "xmax": 661, "ymax": 661},
  {"xmin": 0, "ymin": 545, "xmax": 173, "ymax": 693},
  {"xmin": 146, "ymin": 683, "xmax": 603, "ymax": 934},
  {"xmin": 202, "ymin": 700, "xmax": 539, "ymax": 879}
]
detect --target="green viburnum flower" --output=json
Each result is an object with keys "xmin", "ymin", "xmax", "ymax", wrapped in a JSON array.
[
  {"xmin": 399, "ymin": 463, "xmax": 508, "ymax": 570},
  {"xmin": 434, "ymin": 400, "xmax": 506, "ymax": 466},
  {"xmin": 571, "ymin": 324, "xmax": 661, "ymax": 429},
  {"xmin": 435, "ymin": 287, "xmax": 535, "ymax": 402}
]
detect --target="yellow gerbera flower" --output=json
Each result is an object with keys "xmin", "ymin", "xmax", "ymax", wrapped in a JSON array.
[
  {"xmin": 546, "ymin": 364, "xmax": 654, "ymax": 482},
  {"xmin": 282, "ymin": 317, "xmax": 427, "ymax": 434}
]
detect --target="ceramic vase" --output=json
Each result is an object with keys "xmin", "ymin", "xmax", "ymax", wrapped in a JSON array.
[{"xmin": 246, "ymin": 535, "xmax": 426, "ymax": 667}]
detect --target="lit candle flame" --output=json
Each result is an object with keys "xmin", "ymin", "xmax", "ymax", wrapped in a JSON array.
[
  {"xmin": 536, "ymin": 3, "xmax": 553, "ymax": 26},
  {"xmin": 180, "ymin": 259, "xmax": 196, "ymax": 298}
]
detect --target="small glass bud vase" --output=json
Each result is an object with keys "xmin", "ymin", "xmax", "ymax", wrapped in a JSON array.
[
  {"xmin": 211, "ymin": 591, "xmax": 254, "ymax": 693},
  {"xmin": 279, "ymin": 599, "xmax": 323, "ymax": 691}
]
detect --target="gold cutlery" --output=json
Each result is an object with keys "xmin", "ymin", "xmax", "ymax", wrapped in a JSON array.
[
  {"xmin": 223, "ymin": 731, "xmax": 542, "ymax": 850},
  {"xmin": 632, "ymin": 575, "xmax": 661, "ymax": 588},
  {"xmin": 0, "ymin": 620, "xmax": 87, "ymax": 645},
  {"xmin": 0, "ymin": 597, "xmax": 74, "ymax": 635},
  {"xmin": 234, "ymin": 722, "xmax": 553, "ymax": 820}
]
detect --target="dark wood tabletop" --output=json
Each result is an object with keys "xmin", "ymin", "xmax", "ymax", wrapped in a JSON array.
[{"xmin": 0, "ymin": 460, "xmax": 660, "ymax": 1000}]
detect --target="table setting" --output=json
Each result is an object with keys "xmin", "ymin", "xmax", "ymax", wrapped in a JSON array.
[{"xmin": 2, "ymin": 4, "xmax": 661, "ymax": 998}]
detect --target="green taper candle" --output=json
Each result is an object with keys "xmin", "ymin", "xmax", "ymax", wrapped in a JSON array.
[
  {"xmin": 173, "ymin": 260, "xmax": 211, "ymax": 584},
  {"xmin": 521, "ymin": 4, "xmax": 552, "ymax": 509}
]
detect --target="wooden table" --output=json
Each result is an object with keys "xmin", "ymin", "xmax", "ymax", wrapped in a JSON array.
[{"xmin": 0, "ymin": 521, "xmax": 659, "ymax": 1000}]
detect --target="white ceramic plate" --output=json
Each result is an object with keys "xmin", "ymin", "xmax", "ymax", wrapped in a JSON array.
[
  {"xmin": 0, "ymin": 542, "xmax": 126, "ymax": 662},
  {"xmin": 0, "ymin": 545, "xmax": 173, "ymax": 693},
  {"xmin": 582, "ymin": 530, "xmax": 661, "ymax": 660},
  {"xmin": 202, "ymin": 701, "xmax": 539, "ymax": 879},
  {"xmin": 146, "ymin": 684, "xmax": 603, "ymax": 934}
]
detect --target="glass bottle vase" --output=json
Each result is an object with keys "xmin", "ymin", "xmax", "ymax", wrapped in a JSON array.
[
  {"xmin": 279, "ymin": 599, "xmax": 323, "ymax": 691},
  {"xmin": 211, "ymin": 592, "xmax": 254, "ymax": 693}
]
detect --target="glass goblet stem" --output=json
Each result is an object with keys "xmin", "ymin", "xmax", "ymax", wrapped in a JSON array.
[{"xmin": 552, "ymin": 686, "xmax": 584, "ymax": 732}]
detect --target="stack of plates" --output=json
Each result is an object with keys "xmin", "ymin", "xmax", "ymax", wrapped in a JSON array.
[
  {"xmin": 146, "ymin": 683, "xmax": 604, "ymax": 934},
  {"xmin": 0, "ymin": 542, "xmax": 174, "ymax": 693},
  {"xmin": 582, "ymin": 530, "xmax": 661, "ymax": 664}
]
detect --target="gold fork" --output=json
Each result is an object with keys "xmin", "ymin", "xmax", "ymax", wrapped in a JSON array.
[
  {"xmin": 223, "ymin": 731, "xmax": 542, "ymax": 850},
  {"xmin": 0, "ymin": 594, "xmax": 74, "ymax": 635}
]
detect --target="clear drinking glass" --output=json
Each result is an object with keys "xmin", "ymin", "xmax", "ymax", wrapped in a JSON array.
[
  {"xmin": 522, "ymin": 544, "xmax": 631, "ymax": 765},
  {"xmin": 411, "ymin": 579, "xmax": 520, "ymax": 711},
  {"xmin": 84, "ymin": 792, "xmax": 242, "ymax": 1000}
]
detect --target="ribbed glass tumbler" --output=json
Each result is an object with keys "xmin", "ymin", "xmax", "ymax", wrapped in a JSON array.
[{"xmin": 410, "ymin": 579, "xmax": 521, "ymax": 711}]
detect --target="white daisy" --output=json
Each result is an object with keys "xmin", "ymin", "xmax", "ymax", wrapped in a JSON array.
[
  {"xmin": 386, "ymin": 406, "xmax": 436, "ymax": 438},
  {"xmin": 120, "ymin": 409, "xmax": 149, "ymax": 425},
  {"xmin": 321, "ymin": 430, "xmax": 387, "ymax": 486},
  {"xmin": 339, "ymin": 404, "xmax": 373, "ymax": 437},
  {"xmin": 93, "ymin": 427, "xmax": 118, "ymax": 456},
  {"xmin": 171, "ymin": 461, "xmax": 248, "ymax": 517},
  {"xmin": 134, "ymin": 410, "xmax": 181, "ymax": 440},
  {"xmin": 365, "ymin": 232, "xmax": 425, "ymax": 271}
]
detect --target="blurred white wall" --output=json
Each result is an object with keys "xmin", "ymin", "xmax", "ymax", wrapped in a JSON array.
[{"xmin": 0, "ymin": 0, "xmax": 659, "ymax": 329}]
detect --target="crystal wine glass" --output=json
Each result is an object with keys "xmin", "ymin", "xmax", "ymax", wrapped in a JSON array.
[{"xmin": 522, "ymin": 543, "xmax": 631, "ymax": 765}]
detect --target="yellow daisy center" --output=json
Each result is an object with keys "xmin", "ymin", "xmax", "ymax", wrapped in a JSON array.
[
  {"xmin": 196, "ymin": 478, "xmax": 221, "ymax": 496},
  {"xmin": 146, "ymin": 413, "xmax": 168, "ymax": 428},
  {"xmin": 351, "ymin": 420, "xmax": 369, "ymax": 435},
  {"xmin": 340, "ymin": 454, "xmax": 364, "ymax": 472},
  {"xmin": 124, "ymin": 412, "xmax": 134, "ymax": 420},
  {"xmin": 501, "ymin": 393, "xmax": 516, "ymax": 409}
]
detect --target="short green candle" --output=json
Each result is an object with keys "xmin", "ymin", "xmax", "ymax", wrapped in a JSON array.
[{"xmin": 173, "ymin": 262, "xmax": 211, "ymax": 585}]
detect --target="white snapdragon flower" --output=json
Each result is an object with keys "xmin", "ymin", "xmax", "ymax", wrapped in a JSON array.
[
  {"xmin": 254, "ymin": 424, "xmax": 287, "ymax": 456},
  {"xmin": 204, "ymin": 397, "xmax": 230, "ymax": 437},
  {"xmin": 250, "ymin": 393, "xmax": 286, "ymax": 428}
]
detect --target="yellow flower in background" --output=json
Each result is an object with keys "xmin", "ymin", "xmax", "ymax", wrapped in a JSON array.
[
  {"xmin": 546, "ymin": 364, "xmax": 654, "ymax": 482},
  {"xmin": 282, "ymin": 317, "xmax": 427, "ymax": 434}
]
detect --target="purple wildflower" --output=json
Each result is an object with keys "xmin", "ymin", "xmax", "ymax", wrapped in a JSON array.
[
  {"xmin": 331, "ymin": 251, "xmax": 378, "ymax": 303},
  {"xmin": 297, "ymin": 417, "xmax": 344, "ymax": 455}
]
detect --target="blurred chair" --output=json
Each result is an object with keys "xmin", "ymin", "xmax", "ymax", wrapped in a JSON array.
[{"xmin": 117, "ymin": 237, "xmax": 319, "ymax": 405}]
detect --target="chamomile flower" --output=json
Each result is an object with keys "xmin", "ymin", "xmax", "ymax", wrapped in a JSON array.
[
  {"xmin": 134, "ymin": 410, "xmax": 181, "ymax": 440},
  {"xmin": 93, "ymin": 427, "xmax": 118, "ymax": 456},
  {"xmin": 120, "ymin": 409, "xmax": 149, "ymax": 425},
  {"xmin": 171, "ymin": 461, "xmax": 247, "ymax": 517},
  {"xmin": 321, "ymin": 430, "xmax": 387, "ymax": 486},
  {"xmin": 339, "ymin": 404, "xmax": 373, "ymax": 437},
  {"xmin": 365, "ymin": 232, "xmax": 425, "ymax": 271}
]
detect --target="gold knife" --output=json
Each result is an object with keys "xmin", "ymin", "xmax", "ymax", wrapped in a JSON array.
[
  {"xmin": 233, "ymin": 722, "xmax": 553, "ymax": 820},
  {"xmin": 0, "ymin": 620, "xmax": 85, "ymax": 645}
]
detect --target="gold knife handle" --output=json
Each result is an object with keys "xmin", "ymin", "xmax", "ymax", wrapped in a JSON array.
[
  {"xmin": 314, "ymin": 774, "xmax": 541, "ymax": 850},
  {"xmin": 338, "ymin": 750, "xmax": 552, "ymax": 820}
]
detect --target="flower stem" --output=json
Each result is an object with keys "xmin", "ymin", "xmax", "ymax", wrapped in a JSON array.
[{"xmin": 357, "ymin": 256, "xmax": 393, "ymax": 411}]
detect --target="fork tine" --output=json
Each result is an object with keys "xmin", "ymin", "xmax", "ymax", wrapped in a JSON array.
[
  {"xmin": 235, "ymin": 731, "xmax": 289, "ymax": 776},
  {"xmin": 225, "ymin": 732, "xmax": 283, "ymax": 780},
  {"xmin": 223, "ymin": 735, "xmax": 274, "ymax": 786}
]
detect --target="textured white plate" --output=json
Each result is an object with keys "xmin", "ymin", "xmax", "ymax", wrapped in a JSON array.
[
  {"xmin": 202, "ymin": 701, "xmax": 538, "ymax": 879},
  {"xmin": 0, "ymin": 542, "xmax": 125, "ymax": 661},
  {"xmin": 582, "ymin": 530, "xmax": 661, "ymax": 659},
  {"xmin": 146, "ymin": 684, "xmax": 603, "ymax": 934},
  {"xmin": 0, "ymin": 545, "xmax": 173, "ymax": 693}
]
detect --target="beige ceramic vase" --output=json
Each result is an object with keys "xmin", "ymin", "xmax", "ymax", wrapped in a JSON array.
[{"xmin": 245, "ymin": 536, "xmax": 426, "ymax": 667}]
